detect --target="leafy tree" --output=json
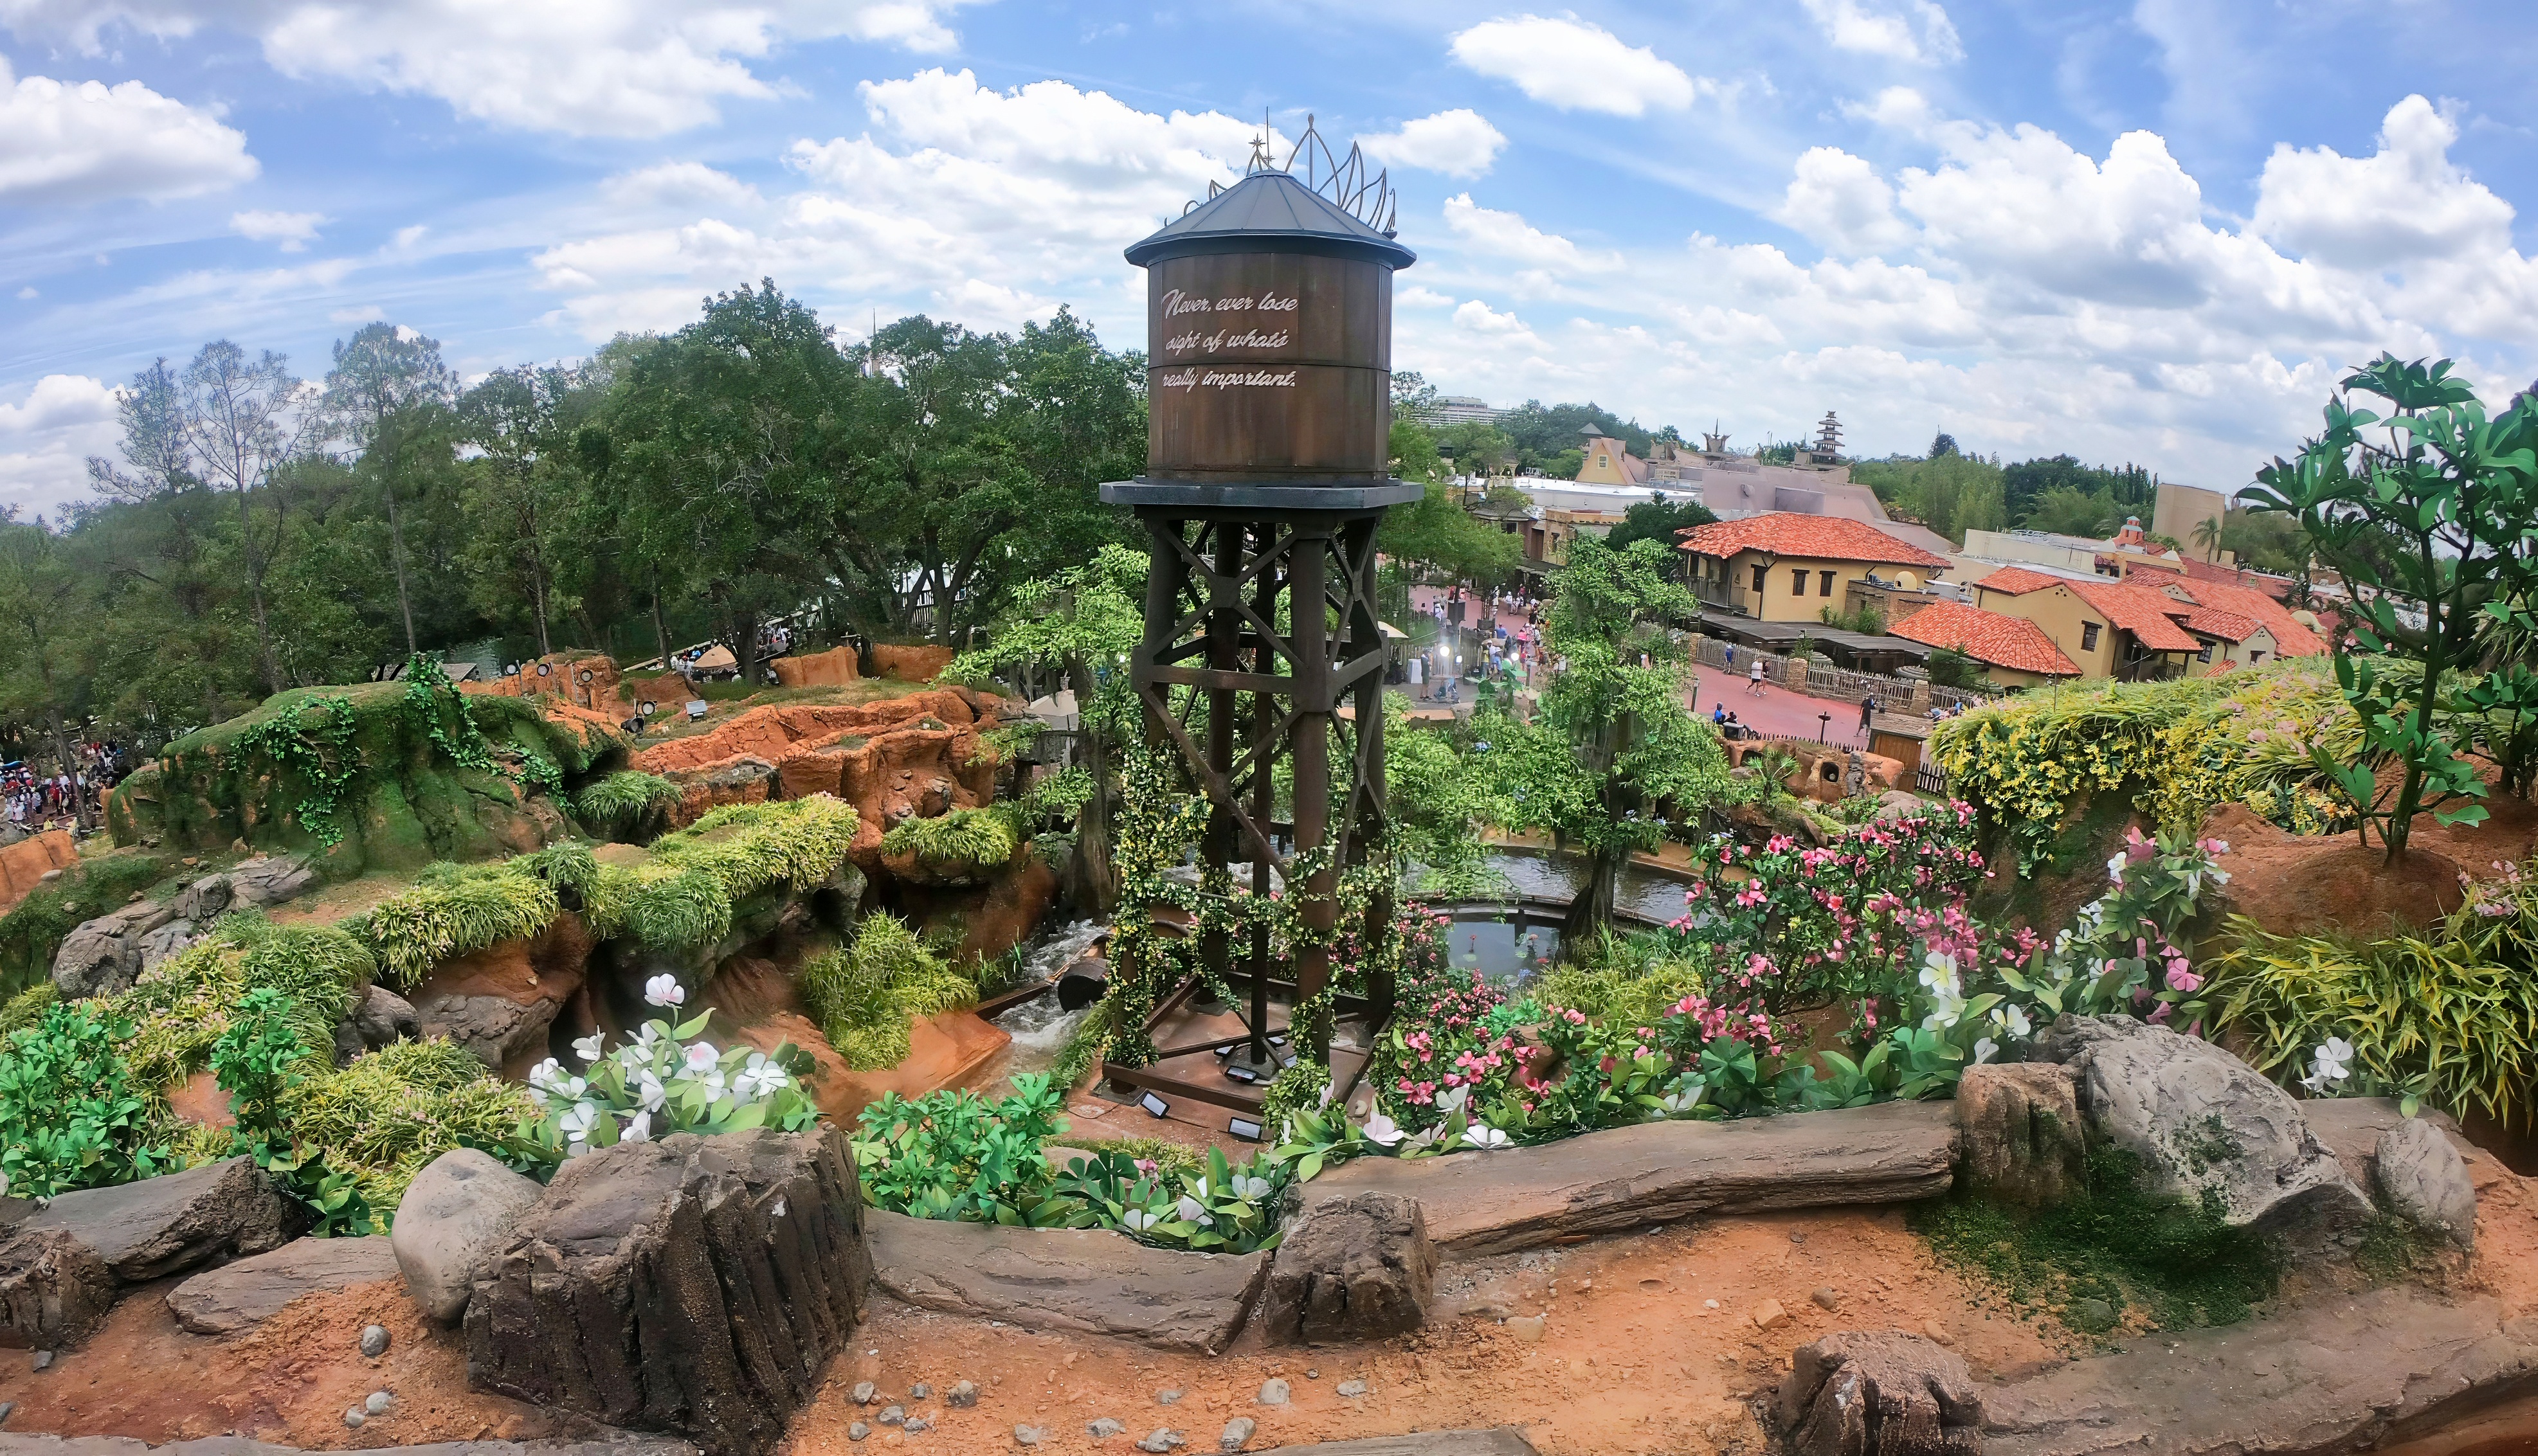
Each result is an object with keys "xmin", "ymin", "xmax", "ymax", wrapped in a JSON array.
[
  {"xmin": 2189, "ymin": 514, "xmax": 2223, "ymax": 562},
  {"xmin": 1923, "ymin": 643, "xmax": 1987, "ymax": 689},
  {"xmin": 322, "ymin": 323, "xmax": 458, "ymax": 653},
  {"xmin": 2024, "ymin": 484, "xmax": 2118, "ymax": 539},
  {"xmin": 1478, "ymin": 537, "xmax": 1736, "ymax": 939},
  {"xmin": 1850, "ymin": 453, "xmax": 2006, "ymax": 545},
  {"xmin": 176, "ymin": 341, "xmax": 303, "ymax": 694},
  {"xmin": 458, "ymin": 366, "xmax": 585, "ymax": 658},
  {"xmin": 1602, "ymin": 494, "xmax": 1718, "ymax": 564},
  {"xmin": 1929, "ymin": 432, "xmax": 1959, "ymax": 458},
  {"xmin": 2249, "ymin": 354, "xmax": 2538, "ymax": 861},
  {"xmin": 1496, "ymin": 401, "xmax": 1653, "ymax": 472}
]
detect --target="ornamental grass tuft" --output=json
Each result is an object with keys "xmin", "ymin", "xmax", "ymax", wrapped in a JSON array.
[{"xmin": 799, "ymin": 912, "xmax": 976, "ymax": 1070}]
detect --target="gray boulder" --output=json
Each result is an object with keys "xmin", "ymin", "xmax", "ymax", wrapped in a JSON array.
[
  {"xmin": 51, "ymin": 900, "xmax": 181, "ymax": 999},
  {"xmin": 1777, "ymin": 1330, "xmax": 1983, "ymax": 1456},
  {"xmin": 353, "ymin": 984, "xmax": 421, "ymax": 1045},
  {"xmin": 1260, "ymin": 1189, "xmax": 1436, "ymax": 1345},
  {"xmin": 413, "ymin": 992, "xmax": 560, "ymax": 1072},
  {"xmin": 1954, "ymin": 1063, "xmax": 2085, "ymax": 1207},
  {"xmin": 2374, "ymin": 1118, "xmax": 2476, "ymax": 1250},
  {"xmin": 176, "ymin": 856, "xmax": 316, "ymax": 922},
  {"xmin": 466, "ymin": 1128, "xmax": 874, "ymax": 1456},
  {"xmin": 0, "ymin": 1158, "xmax": 289, "ymax": 1346},
  {"xmin": 2035, "ymin": 1015, "xmax": 2371, "ymax": 1251},
  {"xmin": 167, "ymin": 1235, "xmax": 401, "ymax": 1336},
  {"xmin": 393, "ymin": 1149, "xmax": 543, "ymax": 1323},
  {"xmin": 134, "ymin": 919, "xmax": 199, "ymax": 976}
]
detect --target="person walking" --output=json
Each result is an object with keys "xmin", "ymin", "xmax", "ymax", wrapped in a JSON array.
[
  {"xmin": 1748, "ymin": 656, "xmax": 1767, "ymax": 696},
  {"xmin": 1859, "ymin": 692, "xmax": 1877, "ymax": 734}
]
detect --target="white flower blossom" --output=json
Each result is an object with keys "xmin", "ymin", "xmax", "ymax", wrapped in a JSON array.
[
  {"xmin": 1360, "ymin": 1111, "xmax": 1407, "ymax": 1148},
  {"xmin": 1433, "ymin": 1084, "xmax": 1470, "ymax": 1115},
  {"xmin": 527, "ymin": 1057, "xmax": 565, "ymax": 1092},
  {"xmin": 2105, "ymin": 852, "xmax": 2127, "ymax": 885},
  {"xmin": 1123, "ymin": 1207, "xmax": 1161, "ymax": 1232},
  {"xmin": 1918, "ymin": 950, "xmax": 1961, "ymax": 998},
  {"xmin": 1462, "ymin": 1124, "xmax": 1512, "ymax": 1151},
  {"xmin": 683, "ymin": 1042, "xmax": 720, "ymax": 1076},
  {"xmin": 1233, "ymin": 1175, "xmax": 1272, "ymax": 1200},
  {"xmin": 733, "ymin": 1052, "xmax": 788, "ymax": 1100},
  {"xmin": 636, "ymin": 1070, "xmax": 667, "ymax": 1113},
  {"xmin": 560, "ymin": 1101, "xmax": 601, "ymax": 1145},
  {"xmin": 1973, "ymin": 1037, "xmax": 1999, "ymax": 1065},
  {"xmin": 1175, "ymin": 1194, "xmax": 1213, "ymax": 1227},
  {"xmin": 1660, "ymin": 1084, "xmax": 1706, "ymax": 1115},
  {"xmin": 2300, "ymin": 1036, "xmax": 2356, "ymax": 1095},
  {"xmin": 620, "ymin": 1109, "xmax": 653, "ymax": 1142},
  {"xmin": 644, "ymin": 974, "xmax": 686, "ymax": 1008},
  {"xmin": 1993, "ymin": 1004, "xmax": 2032, "ymax": 1039},
  {"xmin": 572, "ymin": 1032, "xmax": 606, "ymax": 1066}
]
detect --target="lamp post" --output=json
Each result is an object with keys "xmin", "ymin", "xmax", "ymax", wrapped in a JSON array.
[{"xmin": 1818, "ymin": 712, "xmax": 1831, "ymax": 743}]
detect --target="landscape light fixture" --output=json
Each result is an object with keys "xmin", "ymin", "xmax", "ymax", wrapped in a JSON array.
[
  {"xmin": 1213, "ymin": 1045, "xmax": 1235, "ymax": 1059},
  {"xmin": 1818, "ymin": 712, "xmax": 1831, "ymax": 742},
  {"xmin": 685, "ymin": 700, "xmax": 710, "ymax": 721},
  {"xmin": 1139, "ymin": 1092, "xmax": 1170, "ymax": 1119},
  {"xmin": 536, "ymin": 663, "xmax": 551, "ymax": 676},
  {"xmin": 640, "ymin": 701, "xmax": 657, "ymax": 716},
  {"xmin": 1223, "ymin": 1064, "xmax": 1260, "ymax": 1084},
  {"xmin": 1228, "ymin": 1117, "xmax": 1264, "ymax": 1142}
]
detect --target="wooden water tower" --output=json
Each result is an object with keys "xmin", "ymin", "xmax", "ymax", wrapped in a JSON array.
[{"xmin": 1098, "ymin": 119, "xmax": 1419, "ymax": 1121}]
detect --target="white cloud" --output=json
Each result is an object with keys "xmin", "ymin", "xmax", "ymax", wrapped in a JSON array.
[
  {"xmin": 530, "ymin": 68, "xmax": 1262, "ymax": 339},
  {"xmin": 0, "ymin": 374, "xmax": 119, "ymax": 512},
  {"xmin": 1398, "ymin": 285, "xmax": 1456, "ymax": 308},
  {"xmin": 1799, "ymin": 0, "xmax": 1962, "ymax": 64},
  {"xmin": 1844, "ymin": 85, "xmax": 1935, "ymax": 135},
  {"xmin": 0, "ymin": 55, "xmax": 257, "ymax": 203},
  {"xmin": 231, "ymin": 208, "xmax": 325, "ymax": 249},
  {"xmin": 1442, "ymin": 193, "xmax": 1618, "ymax": 273},
  {"xmin": 1, "ymin": 0, "xmax": 984, "ymax": 137},
  {"xmin": 12, "ymin": 287, "xmax": 33, "ymax": 300},
  {"xmin": 1448, "ymin": 15, "xmax": 1706, "ymax": 117},
  {"xmin": 1355, "ymin": 109, "xmax": 1505, "ymax": 179},
  {"xmin": 330, "ymin": 303, "xmax": 385, "ymax": 324},
  {"xmin": 1772, "ymin": 147, "xmax": 1911, "ymax": 255},
  {"xmin": 2252, "ymin": 96, "xmax": 2516, "ymax": 271},
  {"xmin": 601, "ymin": 161, "xmax": 764, "ymax": 211}
]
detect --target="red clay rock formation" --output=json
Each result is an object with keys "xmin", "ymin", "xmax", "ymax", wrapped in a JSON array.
[
  {"xmin": 407, "ymin": 916, "xmax": 594, "ymax": 1079},
  {"xmin": 772, "ymin": 646, "xmax": 860, "ymax": 688},
  {"xmin": 632, "ymin": 690, "xmax": 1002, "ymax": 864},
  {"xmin": 460, "ymin": 653, "xmax": 627, "ymax": 714},
  {"xmin": 867, "ymin": 643, "xmax": 954, "ymax": 682},
  {"xmin": 0, "ymin": 829, "xmax": 76, "ymax": 915}
]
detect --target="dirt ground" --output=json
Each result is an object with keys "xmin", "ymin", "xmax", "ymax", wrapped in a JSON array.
[{"xmin": 7, "ymin": 1169, "xmax": 2535, "ymax": 1456}]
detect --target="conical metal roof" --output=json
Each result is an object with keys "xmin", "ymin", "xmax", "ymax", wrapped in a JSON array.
[{"xmin": 1125, "ymin": 170, "xmax": 1415, "ymax": 269}]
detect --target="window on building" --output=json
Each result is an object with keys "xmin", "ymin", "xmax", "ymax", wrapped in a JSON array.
[
  {"xmin": 1597, "ymin": 454, "xmax": 1609, "ymax": 469},
  {"xmin": 1750, "ymin": 563, "xmax": 1767, "ymax": 593},
  {"xmin": 1819, "ymin": 570, "xmax": 1836, "ymax": 597},
  {"xmin": 1792, "ymin": 568, "xmax": 1810, "ymax": 595},
  {"xmin": 2197, "ymin": 644, "xmax": 2213, "ymax": 663},
  {"xmin": 2080, "ymin": 622, "xmax": 2100, "ymax": 652},
  {"xmin": 2249, "ymin": 650, "xmax": 2266, "ymax": 664}
]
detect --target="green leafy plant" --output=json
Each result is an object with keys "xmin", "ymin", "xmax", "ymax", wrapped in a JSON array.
[
  {"xmin": 212, "ymin": 987, "xmax": 378, "ymax": 1236},
  {"xmin": 852, "ymin": 1074, "xmax": 1071, "ymax": 1223},
  {"xmin": 0, "ymin": 1002, "xmax": 174, "ymax": 1198},
  {"xmin": 574, "ymin": 771, "xmax": 682, "ymax": 840},
  {"xmin": 2248, "ymin": 355, "xmax": 2538, "ymax": 861},
  {"xmin": 879, "ymin": 805, "xmax": 1023, "ymax": 873},
  {"xmin": 362, "ymin": 860, "xmax": 562, "ymax": 987},
  {"xmin": 799, "ymin": 912, "xmax": 978, "ymax": 1070},
  {"xmin": 520, "ymin": 975, "xmax": 822, "ymax": 1159},
  {"xmin": 116, "ymin": 912, "xmax": 374, "ymax": 1092},
  {"xmin": 234, "ymin": 692, "xmax": 363, "ymax": 849}
]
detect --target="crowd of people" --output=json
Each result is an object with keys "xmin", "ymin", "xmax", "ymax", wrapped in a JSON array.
[{"xmin": 2, "ymin": 741, "xmax": 125, "ymax": 832}]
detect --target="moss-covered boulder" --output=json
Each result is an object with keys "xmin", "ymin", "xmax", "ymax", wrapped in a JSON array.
[{"xmin": 105, "ymin": 676, "xmax": 626, "ymax": 881}]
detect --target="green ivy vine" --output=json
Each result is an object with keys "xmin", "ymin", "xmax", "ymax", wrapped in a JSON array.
[{"xmin": 234, "ymin": 694, "xmax": 361, "ymax": 849}]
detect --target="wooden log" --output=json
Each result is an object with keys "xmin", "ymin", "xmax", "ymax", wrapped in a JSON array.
[
  {"xmin": 1304, "ymin": 1101, "xmax": 1957, "ymax": 1257},
  {"xmin": 864, "ymin": 1210, "xmax": 1269, "ymax": 1354}
]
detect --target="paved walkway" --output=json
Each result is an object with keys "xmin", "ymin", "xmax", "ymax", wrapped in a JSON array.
[{"xmin": 1687, "ymin": 668, "xmax": 1884, "ymax": 750}]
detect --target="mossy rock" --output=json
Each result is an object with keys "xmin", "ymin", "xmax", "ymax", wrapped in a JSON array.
[{"xmin": 105, "ymin": 678, "xmax": 620, "ymax": 881}]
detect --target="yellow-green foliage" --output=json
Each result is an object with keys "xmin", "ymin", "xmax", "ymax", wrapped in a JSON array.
[
  {"xmin": 0, "ymin": 982, "xmax": 57, "ymax": 1038},
  {"xmin": 114, "ymin": 912, "xmax": 374, "ymax": 1092},
  {"xmin": 800, "ymin": 912, "xmax": 976, "ymax": 1070},
  {"xmin": 362, "ymin": 861, "xmax": 562, "ymax": 989},
  {"xmin": 278, "ymin": 1038, "xmax": 537, "ymax": 1213},
  {"xmin": 586, "ymin": 796, "xmax": 859, "ymax": 950},
  {"xmin": 880, "ymin": 805, "xmax": 1022, "ymax": 870},
  {"xmin": 1933, "ymin": 662, "xmax": 2362, "ymax": 865},
  {"xmin": 1536, "ymin": 944, "xmax": 1712, "ymax": 1030},
  {"xmin": 2209, "ymin": 899, "xmax": 2538, "ymax": 1128},
  {"xmin": 575, "ymin": 771, "xmax": 683, "ymax": 839}
]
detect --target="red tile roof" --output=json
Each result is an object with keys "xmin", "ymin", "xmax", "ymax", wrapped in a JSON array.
[
  {"xmin": 2168, "ymin": 576, "xmax": 2323, "ymax": 656},
  {"xmin": 1890, "ymin": 601, "xmax": 2081, "ymax": 678},
  {"xmin": 2181, "ymin": 606, "xmax": 2263, "ymax": 643},
  {"xmin": 1974, "ymin": 570, "xmax": 2205, "ymax": 653},
  {"xmin": 2180, "ymin": 557, "xmax": 2296, "ymax": 601},
  {"xmin": 1676, "ymin": 512, "xmax": 1950, "ymax": 570}
]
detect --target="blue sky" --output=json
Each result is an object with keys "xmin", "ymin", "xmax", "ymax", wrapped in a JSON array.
[{"xmin": 3, "ymin": 0, "xmax": 2535, "ymax": 510}]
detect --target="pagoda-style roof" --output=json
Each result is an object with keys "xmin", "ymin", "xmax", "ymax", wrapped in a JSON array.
[{"xmin": 1126, "ymin": 170, "xmax": 1417, "ymax": 269}]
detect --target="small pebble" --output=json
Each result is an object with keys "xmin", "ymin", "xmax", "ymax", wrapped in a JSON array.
[
  {"xmin": 878, "ymin": 1405, "xmax": 906, "ymax": 1426},
  {"xmin": 28, "ymin": 1352, "xmax": 51, "ymax": 1374},
  {"xmin": 1923, "ymin": 1320, "xmax": 1955, "ymax": 1347},
  {"xmin": 1256, "ymin": 1378, "xmax": 1290, "ymax": 1405},
  {"xmin": 1336, "ymin": 1380, "xmax": 1368, "ymax": 1398},
  {"xmin": 1219, "ymin": 1415, "xmax": 1256, "ymax": 1452},
  {"xmin": 365, "ymin": 1391, "xmax": 392, "ymax": 1415},
  {"xmin": 1015, "ymin": 1425, "xmax": 1050, "ymax": 1446},
  {"xmin": 0, "ymin": 1400, "xmax": 15, "ymax": 1426},
  {"xmin": 1703, "ymin": 1299, "xmax": 1720, "ymax": 1310},
  {"xmin": 342, "ymin": 1410, "xmax": 366, "ymax": 1430},
  {"xmin": 948, "ymin": 1381, "xmax": 979, "ymax": 1409},
  {"xmin": 853, "ymin": 1381, "xmax": 879, "ymax": 1405},
  {"xmin": 849, "ymin": 1423, "xmax": 870, "ymax": 1443},
  {"xmin": 1137, "ymin": 1432, "xmax": 1186, "ymax": 1454},
  {"xmin": 1752, "ymin": 1299, "xmax": 1789, "ymax": 1331},
  {"xmin": 359, "ymin": 1325, "xmax": 390, "ymax": 1358},
  {"xmin": 904, "ymin": 1417, "xmax": 930, "ymax": 1434},
  {"xmin": 910, "ymin": 1382, "xmax": 932, "ymax": 1399},
  {"xmin": 1505, "ymin": 1314, "xmax": 1546, "ymax": 1343},
  {"xmin": 1789, "ymin": 1231, "xmax": 1807, "ymax": 1245},
  {"xmin": 1088, "ymin": 1417, "xmax": 1126, "ymax": 1437},
  {"xmin": 1156, "ymin": 1389, "xmax": 1184, "ymax": 1405},
  {"xmin": 1812, "ymin": 1288, "xmax": 1841, "ymax": 1312}
]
